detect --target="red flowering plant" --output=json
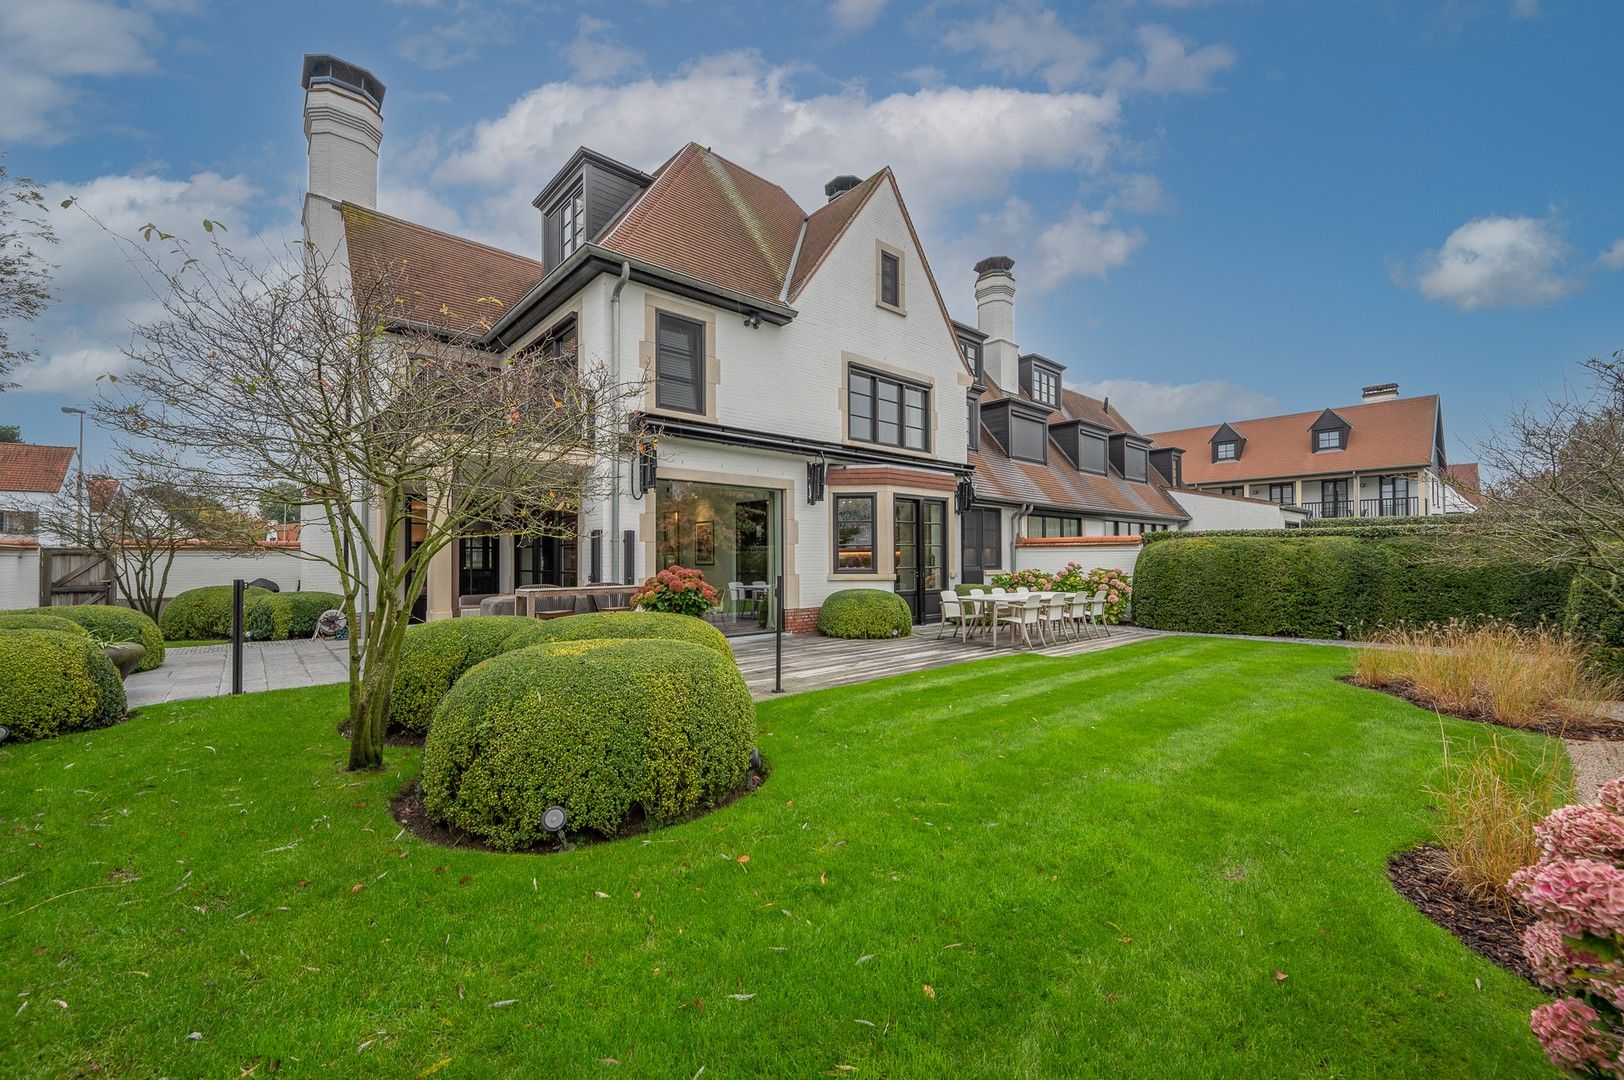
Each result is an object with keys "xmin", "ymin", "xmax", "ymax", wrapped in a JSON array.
[
  {"xmin": 631, "ymin": 565, "xmax": 720, "ymax": 618},
  {"xmin": 989, "ymin": 561, "xmax": 1133, "ymax": 624},
  {"xmin": 1510, "ymin": 778, "xmax": 1624, "ymax": 1076}
]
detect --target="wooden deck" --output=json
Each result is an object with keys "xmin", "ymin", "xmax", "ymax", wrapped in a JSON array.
[{"xmin": 730, "ymin": 624, "xmax": 1162, "ymax": 699}]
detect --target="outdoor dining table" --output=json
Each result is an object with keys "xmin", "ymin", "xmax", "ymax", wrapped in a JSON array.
[{"xmin": 959, "ymin": 592, "xmax": 1063, "ymax": 648}]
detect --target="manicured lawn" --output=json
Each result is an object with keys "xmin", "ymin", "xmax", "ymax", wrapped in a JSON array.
[{"xmin": 0, "ymin": 637, "xmax": 1559, "ymax": 1077}]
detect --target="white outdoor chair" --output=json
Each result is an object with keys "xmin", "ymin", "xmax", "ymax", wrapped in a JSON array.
[
  {"xmin": 1066, "ymin": 591, "xmax": 1093, "ymax": 638},
  {"xmin": 1040, "ymin": 593, "xmax": 1070, "ymax": 644},
  {"xmin": 994, "ymin": 594, "xmax": 1045, "ymax": 648},
  {"xmin": 938, "ymin": 590, "xmax": 975, "ymax": 639},
  {"xmin": 1089, "ymin": 590, "xmax": 1111, "ymax": 637},
  {"xmin": 727, "ymin": 581, "xmax": 748, "ymax": 622}
]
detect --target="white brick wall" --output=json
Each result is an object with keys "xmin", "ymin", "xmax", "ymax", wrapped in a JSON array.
[
  {"xmin": 1015, "ymin": 541, "xmax": 1141, "ymax": 577},
  {"xmin": 1170, "ymin": 490, "xmax": 1304, "ymax": 531}
]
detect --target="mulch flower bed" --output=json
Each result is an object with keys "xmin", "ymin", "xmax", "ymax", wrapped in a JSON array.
[
  {"xmin": 1388, "ymin": 844, "xmax": 1538, "ymax": 985},
  {"xmin": 1344, "ymin": 676, "xmax": 1624, "ymax": 741},
  {"xmin": 391, "ymin": 766, "xmax": 769, "ymax": 855}
]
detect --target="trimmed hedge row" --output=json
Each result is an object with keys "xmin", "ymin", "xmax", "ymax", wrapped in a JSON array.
[
  {"xmin": 160, "ymin": 585, "xmax": 272, "ymax": 641},
  {"xmin": 421, "ymin": 638, "xmax": 756, "ymax": 849},
  {"xmin": 1567, "ymin": 570, "xmax": 1624, "ymax": 677},
  {"xmin": 389, "ymin": 611, "xmax": 732, "ymax": 734},
  {"xmin": 1132, "ymin": 532, "xmax": 1571, "ymax": 639},
  {"xmin": 19, "ymin": 605, "xmax": 164, "ymax": 670},
  {"xmin": 0, "ymin": 628, "xmax": 126, "ymax": 741},
  {"xmin": 245, "ymin": 591, "xmax": 345, "ymax": 640},
  {"xmin": 818, "ymin": 589, "xmax": 912, "ymax": 639}
]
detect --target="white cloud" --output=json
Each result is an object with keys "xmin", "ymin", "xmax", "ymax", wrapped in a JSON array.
[
  {"xmin": 1071, "ymin": 378, "xmax": 1281, "ymax": 434},
  {"xmin": 565, "ymin": 16, "xmax": 645, "ymax": 83},
  {"xmin": 830, "ymin": 0, "xmax": 887, "ymax": 32},
  {"xmin": 1401, "ymin": 214, "xmax": 1575, "ymax": 311},
  {"xmin": 0, "ymin": 0, "xmax": 162, "ymax": 142},
  {"xmin": 952, "ymin": 198, "xmax": 1143, "ymax": 293},
  {"xmin": 1121, "ymin": 24, "xmax": 1237, "ymax": 94},
  {"xmin": 1597, "ymin": 238, "xmax": 1624, "ymax": 271},
  {"xmin": 394, "ymin": 6, "xmax": 505, "ymax": 70}
]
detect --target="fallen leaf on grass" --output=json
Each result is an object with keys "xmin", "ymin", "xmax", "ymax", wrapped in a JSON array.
[
  {"xmin": 728, "ymin": 993, "xmax": 754, "ymax": 1001},
  {"xmin": 415, "ymin": 1058, "xmax": 452, "ymax": 1078},
  {"xmin": 594, "ymin": 891, "xmax": 610, "ymax": 899},
  {"xmin": 921, "ymin": 984, "xmax": 935, "ymax": 999},
  {"xmin": 1273, "ymin": 971, "xmax": 1288, "ymax": 983},
  {"xmin": 853, "ymin": 1019, "xmax": 875, "ymax": 1027},
  {"xmin": 489, "ymin": 999, "xmax": 518, "ymax": 1008},
  {"xmin": 599, "ymin": 1058, "xmax": 620, "ymax": 1066},
  {"xmin": 51, "ymin": 999, "xmax": 68, "ymax": 1009},
  {"xmin": 349, "ymin": 883, "xmax": 364, "ymax": 894},
  {"xmin": 856, "ymin": 954, "xmax": 874, "ymax": 965},
  {"xmin": 186, "ymin": 1031, "xmax": 201, "ymax": 1040}
]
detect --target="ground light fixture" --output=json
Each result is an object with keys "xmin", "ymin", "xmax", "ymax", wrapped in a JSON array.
[
  {"xmin": 750, "ymin": 748, "xmax": 762, "ymax": 771},
  {"xmin": 542, "ymin": 805, "xmax": 573, "ymax": 851},
  {"xmin": 0, "ymin": 725, "xmax": 8, "ymax": 745}
]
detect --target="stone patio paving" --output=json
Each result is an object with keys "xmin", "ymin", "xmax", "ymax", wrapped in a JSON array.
[{"xmin": 124, "ymin": 641, "xmax": 350, "ymax": 708}]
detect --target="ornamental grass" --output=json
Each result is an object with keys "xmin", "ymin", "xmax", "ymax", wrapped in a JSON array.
[{"xmin": 1429, "ymin": 735, "xmax": 1566, "ymax": 909}]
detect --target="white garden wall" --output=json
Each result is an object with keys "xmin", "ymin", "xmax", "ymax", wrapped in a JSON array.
[
  {"xmin": 0, "ymin": 545, "xmax": 40, "ymax": 609},
  {"xmin": 1013, "ymin": 539, "xmax": 1142, "ymax": 577}
]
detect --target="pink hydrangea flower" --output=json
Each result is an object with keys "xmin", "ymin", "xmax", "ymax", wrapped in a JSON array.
[
  {"xmin": 1599, "ymin": 777, "xmax": 1624, "ymax": 816},
  {"xmin": 1510, "ymin": 858, "xmax": 1624, "ymax": 938},
  {"xmin": 1531, "ymin": 998, "xmax": 1617, "ymax": 1073},
  {"xmin": 1537, "ymin": 804, "xmax": 1624, "ymax": 862}
]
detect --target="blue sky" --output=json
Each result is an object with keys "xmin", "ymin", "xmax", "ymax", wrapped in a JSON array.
[{"xmin": 2, "ymin": 0, "xmax": 1621, "ymax": 468}]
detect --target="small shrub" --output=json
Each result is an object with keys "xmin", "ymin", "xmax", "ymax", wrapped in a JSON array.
[
  {"xmin": 160, "ymin": 585, "xmax": 271, "ymax": 642},
  {"xmin": 631, "ymin": 565, "xmax": 719, "ymax": 617},
  {"xmin": 1355, "ymin": 621, "xmax": 1617, "ymax": 729},
  {"xmin": 421, "ymin": 638, "xmax": 756, "ymax": 850},
  {"xmin": 244, "ymin": 590, "xmax": 346, "ymax": 640},
  {"xmin": 389, "ymin": 616, "xmax": 552, "ymax": 734},
  {"xmin": 0, "ymin": 628, "xmax": 126, "ymax": 741},
  {"xmin": 0, "ymin": 613, "xmax": 90, "ymax": 636},
  {"xmin": 24, "ymin": 605, "xmax": 164, "ymax": 670},
  {"xmin": 524, "ymin": 611, "xmax": 731, "ymax": 657},
  {"xmin": 1510, "ymin": 778, "xmax": 1624, "ymax": 1076},
  {"xmin": 1430, "ymin": 737, "xmax": 1565, "ymax": 909},
  {"xmin": 818, "ymin": 589, "xmax": 912, "ymax": 639},
  {"xmin": 1566, "ymin": 570, "xmax": 1624, "ymax": 680}
]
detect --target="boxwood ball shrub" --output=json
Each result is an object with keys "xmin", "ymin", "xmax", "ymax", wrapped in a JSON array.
[
  {"xmin": 0, "ymin": 628, "xmax": 126, "ymax": 741},
  {"xmin": 0, "ymin": 612, "xmax": 90, "ymax": 635},
  {"xmin": 388, "ymin": 616, "xmax": 553, "ymax": 734},
  {"xmin": 159, "ymin": 584, "xmax": 271, "ymax": 642},
  {"xmin": 244, "ymin": 590, "xmax": 346, "ymax": 641},
  {"xmin": 421, "ymin": 638, "xmax": 756, "ymax": 849},
  {"xmin": 24, "ymin": 605, "xmax": 164, "ymax": 670},
  {"xmin": 523, "ymin": 611, "xmax": 731, "ymax": 657},
  {"xmin": 818, "ymin": 588, "xmax": 912, "ymax": 639}
]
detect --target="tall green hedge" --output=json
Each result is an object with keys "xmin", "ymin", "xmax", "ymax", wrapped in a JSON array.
[
  {"xmin": 1133, "ymin": 533, "xmax": 1571, "ymax": 639},
  {"xmin": 1566, "ymin": 570, "xmax": 1624, "ymax": 677}
]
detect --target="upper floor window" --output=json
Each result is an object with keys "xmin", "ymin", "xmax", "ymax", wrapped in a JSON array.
[
  {"xmin": 1315, "ymin": 428, "xmax": 1343, "ymax": 451},
  {"xmin": 1031, "ymin": 367, "xmax": 1059, "ymax": 408},
  {"xmin": 960, "ymin": 338, "xmax": 983, "ymax": 383},
  {"xmin": 849, "ymin": 368, "xmax": 928, "ymax": 451},
  {"xmin": 876, "ymin": 243, "xmax": 905, "ymax": 314},
  {"xmin": 655, "ymin": 312, "xmax": 704, "ymax": 414},
  {"xmin": 1080, "ymin": 432, "xmax": 1107, "ymax": 475},
  {"xmin": 559, "ymin": 184, "xmax": 585, "ymax": 258},
  {"xmin": 1214, "ymin": 440, "xmax": 1238, "ymax": 461},
  {"xmin": 1218, "ymin": 486, "xmax": 1243, "ymax": 497},
  {"xmin": 1009, "ymin": 414, "xmax": 1047, "ymax": 463},
  {"xmin": 1267, "ymin": 482, "xmax": 1295, "ymax": 505},
  {"xmin": 1031, "ymin": 514, "xmax": 1081, "ymax": 538},
  {"xmin": 1124, "ymin": 444, "xmax": 1148, "ymax": 482}
]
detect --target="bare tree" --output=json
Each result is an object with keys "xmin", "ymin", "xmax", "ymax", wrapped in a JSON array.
[
  {"xmin": 0, "ymin": 155, "xmax": 57, "ymax": 390},
  {"xmin": 1465, "ymin": 350, "xmax": 1624, "ymax": 611},
  {"xmin": 89, "ymin": 220, "xmax": 639, "ymax": 769},
  {"xmin": 39, "ymin": 470, "xmax": 266, "ymax": 620}
]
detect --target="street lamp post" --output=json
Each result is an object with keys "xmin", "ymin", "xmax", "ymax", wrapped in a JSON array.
[{"xmin": 60, "ymin": 406, "xmax": 86, "ymax": 535}]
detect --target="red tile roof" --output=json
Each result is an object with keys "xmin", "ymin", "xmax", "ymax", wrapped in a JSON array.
[
  {"xmin": 0, "ymin": 443, "xmax": 75, "ymax": 493},
  {"xmin": 1445, "ymin": 462, "xmax": 1483, "ymax": 506},
  {"xmin": 1149, "ymin": 394, "xmax": 1442, "ymax": 485},
  {"xmin": 340, "ymin": 203, "xmax": 542, "ymax": 333},
  {"xmin": 786, "ymin": 171, "xmax": 886, "ymax": 299}
]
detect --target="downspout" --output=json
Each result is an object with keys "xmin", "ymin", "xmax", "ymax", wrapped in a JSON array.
[
  {"xmin": 1009, "ymin": 503, "xmax": 1033, "ymax": 573},
  {"xmin": 609, "ymin": 260, "xmax": 631, "ymax": 582}
]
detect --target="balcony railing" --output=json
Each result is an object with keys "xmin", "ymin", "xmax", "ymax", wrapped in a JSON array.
[{"xmin": 1298, "ymin": 497, "xmax": 1420, "ymax": 519}]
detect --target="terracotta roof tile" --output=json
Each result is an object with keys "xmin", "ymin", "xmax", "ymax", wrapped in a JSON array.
[
  {"xmin": 1149, "ymin": 395, "xmax": 1441, "ymax": 485},
  {"xmin": 600, "ymin": 144, "xmax": 806, "ymax": 306},
  {"xmin": 786, "ymin": 171, "xmax": 886, "ymax": 299},
  {"xmin": 340, "ymin": 203, "xmax": 542, "ymax": 332},
  {"xmin": 1446, "ymin": 462, "xmax": 1483, "ymax": 506},
  {"xmin": 0, "ymin": 443, "xmax": 75, "ymax": 493},
  {"xmin": 970, "ymin": 431, "xmax": 1188, "ymax": 521}
]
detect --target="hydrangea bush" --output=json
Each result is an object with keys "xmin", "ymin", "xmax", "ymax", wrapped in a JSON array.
[
  {"xmin": 989, "ymin": 562, "xmax": 1132, "ymax": 624},
  {"xmin": 631, "ymin": 565, "xmax": 720, "ymax": 618},
  {"xmin": 1511, "ymin": 778, "xmax": 1624, "ymax": 1075}
]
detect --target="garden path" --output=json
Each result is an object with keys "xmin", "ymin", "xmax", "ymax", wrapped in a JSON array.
[{"xmin": 124, "ymin": 640, "xmax": 350, "ymax": 708}]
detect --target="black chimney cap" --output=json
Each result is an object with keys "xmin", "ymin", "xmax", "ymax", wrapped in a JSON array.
[
  {"xmin": 302, "ymin": 54, "xmax": 386, "ymax": 110},
  {"xmin": 974, "ymin": 256, "xmax": 1015, "ymax": 275},
  {"xmin": 824, "ymin": 175, "xmax": 862, "ymax": 201}
]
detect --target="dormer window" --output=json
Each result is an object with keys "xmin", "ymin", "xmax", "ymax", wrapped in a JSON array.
[
  {"xmin": 1032, "ymin": 366, "xmax": 1058, "ymax": 408},
  {"xmin": 1310, "ymin": 408, "xmax": 1350, "ymax": 452},
  {"xmin": 1215, "ymin": 441, "xmax": 1238, "ymax": 461},
  {"xmin": 1208, "ymin": 422, "xmax": 1246, "ymax": 464},
  {"xmin": 558, "ymin": 184, "xmax": 584, "ymax": 258},
  {"xmin": 1316, "ymin": 429, "xmax": 1341, "ymax": 451}
]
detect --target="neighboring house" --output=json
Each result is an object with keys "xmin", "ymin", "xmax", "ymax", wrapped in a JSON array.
[
  {"xmin": 1148, "ymin": 384, "xmax": 1477, "ymax": 519},
  {"xmin": 0, "ymin": 442, "xmax": 77, "ymax": 608},
  {"xmin": 291, "ymin": 55, "xmax": 1313, "ymax": 631}
]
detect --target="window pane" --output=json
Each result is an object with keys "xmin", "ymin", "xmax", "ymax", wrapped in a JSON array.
[
  {"xmin": 1081, "ymin": 434, "xmax": 1106, "ymax": 474},
  {"xmin": 903, "ymin": 386, "xmax": 927, "ymax": 449},
  {"xmin": 835, "ymin": 496, "xmax": 874, "ymax": 570},
  {"xmin": 880, "ymin": 252, "xmax": 900, "ymax": 307},
  {"xmin": 848, "ymin": 372, "xmax": 873, "ymax": 441},
  {"xmin": 1010, "ymin": 416, "xmax": 1045, "ymax": 462},
  {"xmin": 1126, "ymin": 445, "xmax": 1148, "ymax": 482},
  {"xmin": 656, "ymin": 314, "xmax": 702, "ymax": 413},
  {"xmin": 876, "ymin": 380, "xmax": 900, "ymax": 445}
]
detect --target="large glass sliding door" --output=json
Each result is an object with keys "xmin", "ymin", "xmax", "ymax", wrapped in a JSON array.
[
  {"xmin": 513, "ymin": 509, "xmax": 578, "ymax": 588},
  {"xmin": 654, "ymin": 479, "xmax": 782, "ymax": 636},
  {"xmin": 894, "ymin": 496, "xmax": 947, "ymax": 623}
]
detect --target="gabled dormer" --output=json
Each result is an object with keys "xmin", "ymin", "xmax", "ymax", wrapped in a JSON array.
[
  {"xmin": 981, "ymin": 397, "xmax": 1053, "ymax": 464},
  {"xmin": 1049, "ymin": 418, "xmax": 1110, "ymax": 475},
  {"xmin": 1149, "ymin": 446, "xmax": 1183, "ymax": 487},
  {"xmin": 1210, "ymin": 421, "xmax": 1246, "ymax": 463},
  {"xmin": 1109, "ymin": 432, "xmax": 1151, "ymax": 482},
  {"xmin": 1309, "ymin": 408, "xmax": 1349, "ymax": 452},
  {"xmin": 533, "ymin": 147, "xmax": 653, "ymax": 268},
  {"xmin": 1018, "ymin": 353, "xmax": 1065, "ymax": 410}
]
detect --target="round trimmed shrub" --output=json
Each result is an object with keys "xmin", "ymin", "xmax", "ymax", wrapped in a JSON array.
[
  {"xmin": 0, "ymin": 629, "xmax": 126, "ymax": 741},
  {"xmin": 23, "ymin": 605, "xmax": 164, "ymax": 670},
  {"xmin": 388, "ymin": 616, "xmax": 553, "ymax": 733},
  {"xmin": 1567, "ymin": 570, "xmax": 1624, "ymax": 678},
  {"xmin": 160, "ymin": 584, "xmax": 270, "ymax": 642},
  {"xmin": 421, "ymin": 638, "xmax": 756, "ymax": 850},
  {"xmin": 818, "ymin": 589, "xmax": 912, "ymax": 639},
  {"xmin": 523, "ymin": 611, "xmax": 731, "ymax": 657},
  {"xmin": 245, "ymin": 590, "xmax": 346, "ymax": 640},
  {"xmin": 0, "ymin": 612, "xmax": 90, "ymax": 636}
]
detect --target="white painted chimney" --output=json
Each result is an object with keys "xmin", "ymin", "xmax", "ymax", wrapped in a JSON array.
[
  {"xmin": 301, "ymin": 54, "xmax": 385, "ymax": 209},
  {"xmin": 1361, "ymin": 382, "xmax": 1400, "ymax": 402},
  {"xmin": 974, "ymin": 256, "xmax": 1018, "ymax": 392}
]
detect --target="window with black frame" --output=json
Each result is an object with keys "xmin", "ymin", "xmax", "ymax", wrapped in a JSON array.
[
  {"xmin": 1267, "ymin": 482, "xmax": 1295, "ymax": 505},
  {"xmin": 655, "ymin": 312, "xmax": 704, "ymax": 414},
  {"xmin": 848, "ymin": 368, "xmax": 929, "ymax": 451},
  {"xmin": 834, "ymin": 494, "xmax": 875, "ymax": 571},
  {"xmin": 1030, "ymin": 514, "xmax": 1081, "ymax": 538}
]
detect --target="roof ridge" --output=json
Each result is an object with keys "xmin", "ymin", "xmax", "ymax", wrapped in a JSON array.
[
  {"xmin": 339, "ymin": 202, "xmax": 540, "ymax": 269},
  {"xmin": 699, "ymin": 149, "xmax": 792, "ymax": 288},
  {"xmin": 702, "ymin": 145, "xmax": 807, "ymax": 217},
  {"xmin": 1148, "ymin": 392, "xmax": 1441, "ymax": 438},
  {"xmin": 786, "ymin": 169, "xmax": 886, "ymax": 300},
  {"xmin": 0, "ymin": 442, "xmax": 75, "ymax": 453}
]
